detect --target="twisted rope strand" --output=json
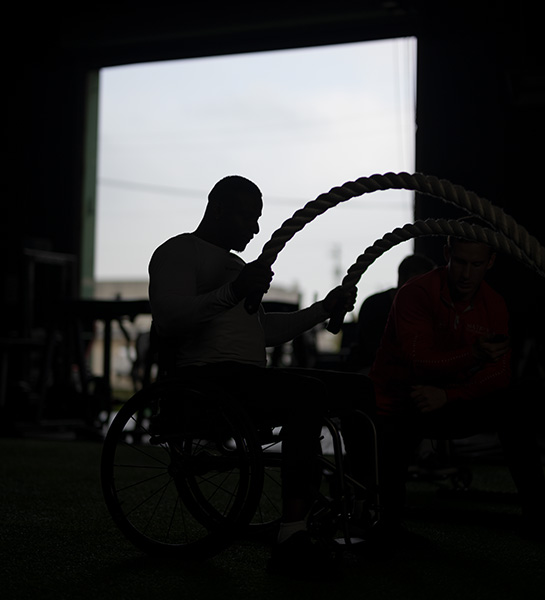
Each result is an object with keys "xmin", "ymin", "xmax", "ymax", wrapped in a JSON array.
[
  {"xmin": 325, "ymin": 219, "xmax": 544, "ymax": 333},
  {"xmin": 341, "ymin": 219, "xmax": 545, "ymax": 290},
  {"xmin": 257, "ymin": 172, "xmax": 544, "ymax": 270},
  {"xmin": 251, "ymin": 172, "xmax": 545, "ymax": 326}
]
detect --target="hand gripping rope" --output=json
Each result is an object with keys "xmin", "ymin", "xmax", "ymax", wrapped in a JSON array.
[{"xmin": 245, "ymin": 172, "xmax": 545, "ymax": 334}]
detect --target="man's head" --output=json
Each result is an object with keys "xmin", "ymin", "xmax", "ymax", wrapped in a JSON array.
[
  {"xmin": 200, "ymin": 176, "xmax": 263, "ymax": 252},
  {"xmin": 444, "ymin": 216, "xmax": 496, "ymax": 302},
  {"xmin": 397, "ymin": 254, "xmax": 436, "ymax": 287}
]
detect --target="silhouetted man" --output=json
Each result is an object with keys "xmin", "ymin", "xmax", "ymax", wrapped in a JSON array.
[{"xmin": 149, "ymin": 175, "xmax": 372, "ymax": 578}]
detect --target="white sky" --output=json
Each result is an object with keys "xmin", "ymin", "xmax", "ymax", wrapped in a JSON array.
[{"xmin": 95, "ymin": 37, "xmax": 417, "ymax": 314}]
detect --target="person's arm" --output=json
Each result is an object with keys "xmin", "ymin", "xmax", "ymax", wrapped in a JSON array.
[
  {"xmin": 403, "ymin": 286, "xmax": 511, "ymax": 388},
  {"xmin": 449, "ymin": 353, "xmax": 510, "ymax": 401},
  {"xmin": 148, "ymin": 240, "xmax": 239, "ymax": 338},
  {"xmin": 410, "ymin": 347, "xmax": 511, "ymax": 412},
  {"xmin": 149, "ymin": 237, "xmax": 273, "ymax": 338},
  {"xmin": 262, "ymin": 285, "xmax": 356, "ymax": 347},
  {"xmin": 395, "ymin": 282, "xmax": 511, "ymax": 409},
  {"xmin": 262, "ymin": 303, "xmax": 329, "ymax": 347}
]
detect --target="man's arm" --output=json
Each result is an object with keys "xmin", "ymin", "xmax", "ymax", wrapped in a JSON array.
[
  {"xmin": 149, "ymin": 237, "xmax": 273, "ymax": 338},
  {"xmin": 394, "ymin": 281, "xmax": 511, "ymax": 410},
  {"xmin": 410, "ymin": 345, "xmax": 511, "ymax": 412},
  {"xmin": 262, "ymin": 286, "xmax": 356, "ymax": 347}
]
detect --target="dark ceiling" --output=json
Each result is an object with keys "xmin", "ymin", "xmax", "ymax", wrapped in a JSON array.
[
  {"xmin": 27, "ymin": 4, "xmax": 424, "ymax": 67},
  {"xmin": 25, "ymin": 3, "xmax": 525, "ymax": 68}
]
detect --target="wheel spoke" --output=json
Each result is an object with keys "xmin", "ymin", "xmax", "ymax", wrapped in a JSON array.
[{"xmin": 101, "ymin": 382, "xmax": 263, "ymax": 559}]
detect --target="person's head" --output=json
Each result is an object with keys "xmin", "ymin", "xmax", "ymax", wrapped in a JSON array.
[
  {"xmin": 397, "ymin": 253, "xmax": 436, "ymax": 287},
  {"xmin": 200, "ymin": 175, "xmax": 263, "ymax": 251},
  {"xmin": 444, "ymin": 216, "xmax": 496, "ymax": 302}
]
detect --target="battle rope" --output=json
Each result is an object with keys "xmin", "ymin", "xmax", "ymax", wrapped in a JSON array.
[
  {"xmin": 245, "ymin": 172, "xmax": 545, "ymax": 332},
  {"xmin": 327, "ymin": 218, "xmax": 545, "ymax": 333}
]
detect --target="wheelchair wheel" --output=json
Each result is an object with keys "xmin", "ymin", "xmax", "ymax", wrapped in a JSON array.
[{"xmin": 101, "ymin": 378, "xmax": 264, "ymax": 560}]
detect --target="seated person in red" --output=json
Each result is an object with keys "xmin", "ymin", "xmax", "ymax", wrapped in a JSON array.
[
  {"xmin": 354, "ymin": 253, "xmax": 435, "ymax": 373},
  {"xmin": 149, "ymin": 175, "xmax": 373, "ymax": 578},
  {"xmin": 369, "ymin": 219, "xmax": 545, "ymax": 546}
]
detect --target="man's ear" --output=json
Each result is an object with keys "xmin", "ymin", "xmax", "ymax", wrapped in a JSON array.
[
  {"xmin": 443, "ymin": 244, "xmax": 451, "ymax": 263},
  {"xmin": 486, "ymin": 251, "xmax": 496, "ymax": 270}
]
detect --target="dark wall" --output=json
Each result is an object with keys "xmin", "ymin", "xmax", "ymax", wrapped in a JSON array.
[
  {"xmin": 413, "ymin": 12, "xmax": 545, "ymax": 339},
  {"xmin": 5, "ymin": 56, "xmax": 89, "ymax": 334},
  {"xmin": 415, "ymin": 14, "xmax": 544, "ymax": 248}
]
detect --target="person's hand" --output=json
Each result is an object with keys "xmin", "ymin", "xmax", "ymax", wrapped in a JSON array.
[
  {"xmin": 411, "ymin": 385, "xmax": 448, "ymax": 413},
  {"xmin": 322, "ymin": 285, "xmax": 357, "ymax": 316},
  {"xmin": 231, "ymin": 260, "xmax": 274, "ymax": 301},
  {"xmin": 473, "ymin": 334, "xmax": 510, "ymax": 363}
]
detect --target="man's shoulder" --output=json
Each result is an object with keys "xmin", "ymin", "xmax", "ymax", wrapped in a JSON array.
[
  {"xmin": 158, "ymin": 232, "xmax": 194, "ymax": 250},
  {"xmin": 367, "ymin": 288, "xmax": 395, "ymax": 303},
  {"xmin": 150, "ymin": 233, "xmax": 245, "ymax": 271},
  {"xmin": 359, "ymin": 288, "xmax": 395, "ymax": 313},
  {"xmin": 149, "ymin": 233, "xmax": 195, "ymax": 271},
  {"xmin": 152, "ymin": 233, "xmax": 203, "ymax": 258},
  {"xmin": 398, "ymin": 267, "xmax": 442, "ymax": 297}
]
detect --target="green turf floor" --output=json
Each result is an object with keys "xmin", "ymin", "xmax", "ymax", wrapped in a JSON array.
[{"xmin": 1, "ymin": 438, "xmax": 544, "ymax": 600}]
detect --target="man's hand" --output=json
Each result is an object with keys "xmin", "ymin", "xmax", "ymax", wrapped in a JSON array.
[
  {"xmin": 231, "ymin": 260, "xmax": 274, "ymax": 301},
  {"xmin": 322, "ymin": 285, "xmax": 357, "ymax": 316},
  {"xmin": 411, "ymin": 385, "xmax": 448, "ymax": 413},
  {"xmin": 473, "ymin": 334, "xmax": 510, "ymax": 363}
]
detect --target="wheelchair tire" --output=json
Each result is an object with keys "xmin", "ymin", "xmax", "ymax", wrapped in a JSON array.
[{"xmin": 101, "ymin": 378, "xmax": 264, "ymax": 560}]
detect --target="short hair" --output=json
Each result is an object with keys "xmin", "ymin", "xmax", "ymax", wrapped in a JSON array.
[
  {"xmin": 208, "ymin": 175, "xmax": 262, "ymax": 206},
  {"xmin": 398, "ymin": 254, "xmax": 436, "ymax": 286},
  {"xmin": 447, "ymin": 214, "xmax": 496, "ymax": 249}
]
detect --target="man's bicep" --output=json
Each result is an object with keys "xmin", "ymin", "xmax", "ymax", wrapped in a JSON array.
[{"xmin": 149, "ymin": 251, "xmax": 198, "ymax": 330}]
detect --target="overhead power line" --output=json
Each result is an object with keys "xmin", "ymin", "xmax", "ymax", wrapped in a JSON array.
[{"xmin": 98, "ymin": 177, "xmax": 412, "ymax": 210}]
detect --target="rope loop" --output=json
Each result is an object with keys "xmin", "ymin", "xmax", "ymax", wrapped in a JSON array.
[
  {"xmin": 251, "ymin": 172, "xmax": 545, "ymax": 327},
  {"xmin": 341, "ymin": 219, "xmax": 544, "ymax": 291},
  {"xmin": 257, "ymin": 172, "xmax": 544, "ymax": 273}
]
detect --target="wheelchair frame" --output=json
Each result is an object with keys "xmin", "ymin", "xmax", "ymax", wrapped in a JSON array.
[{"xmin": 100, "ymin": 374, "xmax": 380, "ymax": 560}]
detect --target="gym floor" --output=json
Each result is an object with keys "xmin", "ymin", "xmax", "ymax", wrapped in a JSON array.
[{"xmin": 1, "ymin": 434, "xmax": 544, "ymax": 600}]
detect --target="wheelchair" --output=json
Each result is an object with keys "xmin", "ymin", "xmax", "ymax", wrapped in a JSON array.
[{"xmin": 100, "ymin": 370, "xmax": 380, "ymax": 560}]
